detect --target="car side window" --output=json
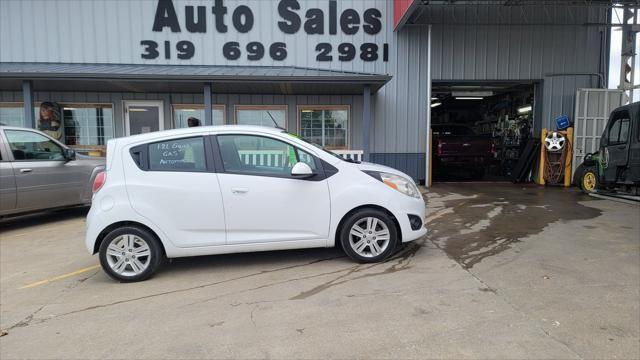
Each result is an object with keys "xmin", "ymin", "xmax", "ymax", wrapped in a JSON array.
[
  {"xmin": 217, "ymin": 134, "xmax": 315, "ymax": 176},
  {"xmin": 608, "ymin": 111, "xmax": 631, "ymax": 145},
  {"xmin": 148, "ymin": 137, "xmax": 206, "ymax": 171},
  {"xmin": 297, "ymin": 149, "xmax": 317, "ymax": 170},
  {"xmin": 4, "ymin": 130, "xmax": 65, "ymax": 161}
]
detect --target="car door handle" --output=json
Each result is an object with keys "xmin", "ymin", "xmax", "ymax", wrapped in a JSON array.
[
  {"xmin": 19, "ymin": 168, "xmax": 33, "ymax": 173},
  {"xmin": 231, "ymin": 187, "xmax": 249, "ymax": 194}
]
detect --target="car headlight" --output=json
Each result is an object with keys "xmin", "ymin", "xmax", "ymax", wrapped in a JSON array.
[{"xmin": 365, "ymin": 171, "xmax": 421, "ymax": 199}]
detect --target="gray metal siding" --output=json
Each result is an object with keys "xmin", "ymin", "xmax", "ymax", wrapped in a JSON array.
[{"xmin": 372, "ymin": 26, "xmax": 430, "ymax": 155}]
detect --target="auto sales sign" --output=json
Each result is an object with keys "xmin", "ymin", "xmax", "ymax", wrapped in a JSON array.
[{"xmin": 143, "ymin": 0, "xmax": 389, "ymax": 64}]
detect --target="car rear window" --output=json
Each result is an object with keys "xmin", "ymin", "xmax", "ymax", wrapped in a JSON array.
[{"xmin": 147, "ymin": 137, "xmax": 206, "ymax": 172}]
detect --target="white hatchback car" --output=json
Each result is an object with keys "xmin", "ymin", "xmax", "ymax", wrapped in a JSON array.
[{"xmin": 86, "ymin": 126, "xmax": 426, "ymax": 282}]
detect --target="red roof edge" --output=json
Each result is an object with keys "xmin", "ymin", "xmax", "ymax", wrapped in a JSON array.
[{"xmin": 394, "ymin": 0, "xmax": 418, "ymax": 31}]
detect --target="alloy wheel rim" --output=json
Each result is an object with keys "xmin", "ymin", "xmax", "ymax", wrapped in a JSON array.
[
  {"xmin": 106, "ymin": 234, "xmax": 151, "ymax": 277},
  {"xmin": 349, "ymin": 217, "xmax": 390, "ymax": 258},
  {"xmin": 583, "ymin": 172, "xmax": 596, "ymax": 191}
]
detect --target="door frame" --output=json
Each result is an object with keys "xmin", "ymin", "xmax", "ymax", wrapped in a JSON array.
[
  {"xmin": 602, "ymin": 109, "xmax": 632, "ymax": 182},
  {"xmin": 124, "ymin": 100, "xmax": 164, "ymax": 136}
]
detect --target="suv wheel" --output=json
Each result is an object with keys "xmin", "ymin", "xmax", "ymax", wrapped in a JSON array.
[
  {"xmin": 340, "ymin": 209, "xmax": 398, "ymax": 263},
  {"xmin": 99, "ymin": 226, "xmax": 163, "ymax": 282}
]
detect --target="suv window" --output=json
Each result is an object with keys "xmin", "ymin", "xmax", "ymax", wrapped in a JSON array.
[
  {"xmin": 608, "ymin": 111, "xmax": 631, "ymax": 145},
  {"xmin": 148, "ymin": 137, "xmax": 206, "ymax": 171},
  {"xmin": 5, "ymin": 130, "xmax": 65, "ymax": 160},
  {"xmin": 217, "ymin": 134, "xmax": 316, "ymax": 176}
]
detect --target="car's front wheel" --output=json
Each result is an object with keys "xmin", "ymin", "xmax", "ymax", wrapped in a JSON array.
[
  {"xmin": 99, "ymin": 226, "xmax": 163, "ymax": 282},
  {"xmin": 340, "ymin": 209, "xmax": 399, "ymax": 263}
]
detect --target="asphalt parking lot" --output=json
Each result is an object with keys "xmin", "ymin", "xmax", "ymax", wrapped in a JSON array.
[{"xmin": 1, "ymin": 183, "xmax": 639, "ymax": 359}]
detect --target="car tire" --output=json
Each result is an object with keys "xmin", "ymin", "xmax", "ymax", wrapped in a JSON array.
[
  {"xmin": 99, "ymin": 226, "xmax": 163, "ymax": 282},
  {"xmin": 579, "ymin": 167, "xmax": 599, "ymax": 193},
  {"xmin": 340, "ymin": 209, "xmax": 399, "ymax": 263}
]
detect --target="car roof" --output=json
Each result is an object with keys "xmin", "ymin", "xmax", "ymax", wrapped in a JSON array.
[
  {"xmin": 114, "ymin": 125, "xmax": 287, "ymax": 144},
  {"xmin": 613, "ymin": 101, "xmax": 639, "ymax": 114},
  {"xmin": 0, "ymin": 125, "xmax": 42, "ymax": 131}
]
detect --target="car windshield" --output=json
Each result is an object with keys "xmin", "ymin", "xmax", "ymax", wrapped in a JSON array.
[{"xmin": 282, "ymin": 132, "xmax": 351, "ymax": 162}]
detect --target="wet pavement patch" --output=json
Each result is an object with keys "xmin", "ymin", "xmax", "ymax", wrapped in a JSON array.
[
  {"xmin": 289, "ymin": 241, "xmax": 422, "ymax": 300},
  {"xmin": 426, "ymin": 184, "xmax": 602, "ymax": 269}
]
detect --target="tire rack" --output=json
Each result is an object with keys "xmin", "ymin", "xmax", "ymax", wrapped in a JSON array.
[{"xmin": 537, "ymin": 128, "xmax": 574, "ymax": 187}]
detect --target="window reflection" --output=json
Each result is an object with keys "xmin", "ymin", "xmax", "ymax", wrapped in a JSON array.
[
  {"xmin": 300, "ymin": 108, "xmax": 348, "ymax": 150},
  {"xmin": 63, "ymin": 104, "xmax": 114, "ymax": 147},
  {"xmin": 236, "ymin": 107, "xmax": 286, "ymax": 129},
  {"xmin": 173, "ymin": 105, "xmax": 224, "ymax": 127},
  {"xmin": 0, "ymin": 103, "xmax": 38, "ymax": 128}
]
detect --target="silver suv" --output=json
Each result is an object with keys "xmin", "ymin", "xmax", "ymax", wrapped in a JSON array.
[{"xmin": 0, "ymin": 126, "xmax": 105, "ymax": 217}]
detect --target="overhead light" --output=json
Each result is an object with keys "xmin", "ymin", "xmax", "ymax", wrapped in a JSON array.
[
  {"xmin": 129, "ymin": 108, "xmax": 148, "ymax": 112},
  {"xmin": 431, "ymin": 97, "xmax": 438, "ymax": 100},
  {"xmin": 517, "ymin": 105, "xmax": 532, "ymax": 114},
  {"xmin": 301, "ymin": 110, "xmax": 314, "ymax": 113},
  {"xmin": 181, "ymin": 109, "xmax": 197, "ymax": 112},
  {"xmin": 455, "ymin": 97, "xmax": 484, "ymax": 100},
  {"xmin": 431, "ymin": 102, "xmax": 442, "ymax": 108}
]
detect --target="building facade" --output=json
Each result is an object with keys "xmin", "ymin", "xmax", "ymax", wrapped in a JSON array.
[{"xmin": 0, "ymin": 0, "xmax": 611, "ymax": 182}]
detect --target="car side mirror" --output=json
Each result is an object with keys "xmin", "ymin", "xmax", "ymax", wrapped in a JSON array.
[
  {"xmin": 64, "ymin": 148, "xmax": 76, "ymax": 161},
  {"xmin": 291, "ymin": 162, "xmax": 315, "ymax": 178}
]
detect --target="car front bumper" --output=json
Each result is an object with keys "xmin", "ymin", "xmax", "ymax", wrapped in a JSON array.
[{"xmin": 389, "ymin": 193, "xmax": 427, "ymax": 243}]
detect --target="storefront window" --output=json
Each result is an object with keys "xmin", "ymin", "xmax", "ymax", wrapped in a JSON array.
[
  {"xmin": 173, "ymin": 105, "xmax": 225, "ymax": 127},
  {"xmin": 299, "ymin": 107, "xmax": 349, "ymax": 150},
  {"xmin": 0, "ymin": 103, "xmax": 37, "ymax": 128},
  {"xmin": 236, "ymin": 106, "xmax": 286, "ymax": 129},
  {"xmin": 63, "ymin": 104, "xmax": 114, "ymax": 148}
]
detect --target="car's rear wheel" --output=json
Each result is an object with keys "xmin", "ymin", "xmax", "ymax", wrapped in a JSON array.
[
  {"xmin": 99, "ymin": 226, "xmax": 163, "ymax": 282},
  {"xmin": 340, "ymin": 209, "xmax": 398, "ymax": 263}
]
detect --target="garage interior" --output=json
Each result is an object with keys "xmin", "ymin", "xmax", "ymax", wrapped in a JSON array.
[{"xmin": 431, "ymin": 82, "xmax": 536, "ymax": 182}]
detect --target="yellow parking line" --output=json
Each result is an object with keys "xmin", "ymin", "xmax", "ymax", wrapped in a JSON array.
[{"xmin": 20, "ymin": 265, "xmax": 100, "ymax": 289}]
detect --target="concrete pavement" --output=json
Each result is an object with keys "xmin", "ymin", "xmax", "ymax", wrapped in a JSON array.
[{"xmin": 1, "ymin": 184, "xmax": 638, "ymax": 359}]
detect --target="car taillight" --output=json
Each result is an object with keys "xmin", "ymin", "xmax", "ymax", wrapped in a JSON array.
[{"xmin": 92, "ymin": 171, "xmax": 106, "ymax": 193}]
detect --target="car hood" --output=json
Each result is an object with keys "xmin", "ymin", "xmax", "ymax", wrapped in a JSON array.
[{"xmin": 355, "ymin": 161, "xmax": 415, "ymax": 181}]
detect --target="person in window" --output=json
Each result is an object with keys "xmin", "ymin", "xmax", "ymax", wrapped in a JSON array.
[
  {"xmin": 38, "ymin": 102, "xmax": 63, "ymax": 141},
  {"xmin": 187, "ymin": 117, "xmax": 201, "ymax": 127}
]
